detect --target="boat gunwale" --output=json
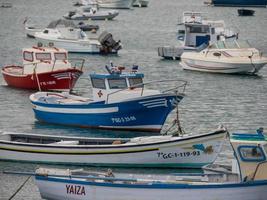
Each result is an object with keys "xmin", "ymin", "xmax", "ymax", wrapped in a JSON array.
[
  {"xmin": 35, "ymin": 174, "xmax": 267, "ymax": 189},
  {"xmin": 0, "ymin": 129, "xmax": 227, "ymax": 150}
]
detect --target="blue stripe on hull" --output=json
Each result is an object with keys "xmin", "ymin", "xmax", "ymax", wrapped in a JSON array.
[
  {"xmin": 32, "ymin": 95, "xmax": 182, "ymax": 132},
  {"xmin": 212, "ymin": 0, "xmax": 267, "ymax": 7}
]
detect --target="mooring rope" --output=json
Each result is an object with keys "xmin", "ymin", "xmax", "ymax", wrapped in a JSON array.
[{"xmin": 8, "ymin": 175, "xmax": 31, "ymax": 200}]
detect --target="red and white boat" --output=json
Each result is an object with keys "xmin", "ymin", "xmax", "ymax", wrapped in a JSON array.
[{"xmin": 1, "ymin": 46, "xmax": 84, "ymax": 91}]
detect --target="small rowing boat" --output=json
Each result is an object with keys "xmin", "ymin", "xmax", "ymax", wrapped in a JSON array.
[{"xmin": 0, "ymin": 126, "xmax": 227, "ymax": 168}]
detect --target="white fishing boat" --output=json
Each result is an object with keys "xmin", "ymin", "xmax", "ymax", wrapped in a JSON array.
[
  {"xmin": 24, "ymin": 19, "xmax": 99, "ymax": 38},
  {"xmin": 6, "ymin": 129, "xmax": 267, "ymax": 200},
  {"xmin": 0, "ymin": 127, "xmax": 227, "ymax": 168},
  {"xmin": 34, "ymin": 25, "xmax": 121, "ymax": 53},
  {"xmin": 73, "ymin": 0, "xmax": 133, "ymax": 9},
  {"xmin": 132, "ymin": 0, "xmax": 149, "ymax": 7},
  {"xmin": 180, "ymin": 40, "xmax": 267, "ymax": 74},
  {"xmin": 97, "ymin": 0, "xmax": 133, "ymax": 9},
  {"xmin": 64, "ymin": 5, "xmax": 119, "ymax": 20},
  {"xmin": 158, "ymin": 11, "xmax": 236, "ymax": 60}
]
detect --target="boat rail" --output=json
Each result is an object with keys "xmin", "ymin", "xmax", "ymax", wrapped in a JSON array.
[{"xmin": 106, "ymin": 79, "xmax": 187, "ymax": 104}]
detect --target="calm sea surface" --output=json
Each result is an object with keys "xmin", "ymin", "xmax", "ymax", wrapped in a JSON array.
[{"xmin": 0, "ymin": 0, "xmax": 267, "ymax": 199}]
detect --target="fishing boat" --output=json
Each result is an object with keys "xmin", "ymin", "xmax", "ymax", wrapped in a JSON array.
[
  {"xmin": 34, "ymin": 26, "xmax": 121, "ymax": 53},
  {"xmin": 30, "ymin": 64, "xmax": 187, "ymax": 132},
  {"xmin": 237, "ymin": 8, "xmax": 255, "ymax": 16},
  {"xmin": 7, "ymin": 128, "xmax": 266, "ymax": 200},
  {"xmin": 180, "ymin": 40, "xmax": 267, "ymax": 74},
  {"xmin": 209, "ymin": 0, "xmax": 267, "ymax": 7},
  {"xmin": 24, "ymin": 18, "xmax": 99, "ymax": 38},
  {"xmin": 0, "ymin": 126, "xmax": 227, "ymax": 168},
  {"xmin": 63, "ymin": 5, "xmax": 119, "ymax": 20},
  {"xmin": 1, "ymin": 46, "xmax": 84, "ymax": 91},
  {"xmin": 158, "ymin": 11, "xmax": 236, "ymax": 60},
  {"xmin": 97, "ymin": 0, "xmax": 134, "ymax": 9},
  {"xmin": 132, "ymin": 0, "xmax": 149, "ymax": 7}
]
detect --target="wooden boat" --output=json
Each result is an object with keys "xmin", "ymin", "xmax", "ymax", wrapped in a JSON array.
[
  {"xmin": 1, "ymin": 46, "xmax": 84, "ymax": 91},
  {"xmin": 0, "ymin": 127, "xmax": 227, "ymax": 168},
  {"xmin": 238, "ymin": 9, "xmax": 255, "ymax": 16},
  {"xmin": 180, "ymin": 40, "xmax": 267, "ymax": 74},
  {"xmin": 30, "ymin": 65, "xmax": 187, "ymax": 132},
  {"xmin": 7, "ymin": 128, "xmax": 266, "ymax": 200}
]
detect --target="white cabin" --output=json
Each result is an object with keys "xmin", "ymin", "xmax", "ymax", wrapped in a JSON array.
[
  {"xmin": 22, "ymin": 46, "xmax": 71, "ymax": 74},
  {"xmin": 89, "ymin": 66, "xmax": 160, "ymax": 103}
]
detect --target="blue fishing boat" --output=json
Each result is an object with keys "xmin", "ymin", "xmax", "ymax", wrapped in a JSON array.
[
  {"xmin": 30, "ymin": 64, "xmax": 187, "ymax": 132},
  {"xmin": 210, "ymin": 0, "xmax": 267, "ymax": 7}
]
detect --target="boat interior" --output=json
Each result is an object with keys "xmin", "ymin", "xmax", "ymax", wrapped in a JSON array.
[
  {"xmin": 0, "ymin": 132, "xmax": 131, "ymax": 146},
  {"xmin": 36, "ymin": 167, "xmax": 241, "ymax": 184}
]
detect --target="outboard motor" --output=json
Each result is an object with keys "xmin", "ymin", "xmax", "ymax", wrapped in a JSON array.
[
  {"xmin": 68, "ymin": 11, "xmax": 76, "ymax": 18},
  {"xmin": 98, "ymin": 31, "xmax": 122, "ymax": 54}
]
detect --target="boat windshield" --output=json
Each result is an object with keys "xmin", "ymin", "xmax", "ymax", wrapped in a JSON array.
[
  {"xmin": 128, "ymin": 77, "xmax": 143, "ymax": 88},
  {"xmin": 238, "ymin": 145, "xmax": 266, "ymax": 162},
  {"xmin": 36, "ymin": 53, "xmax": 52, "ymax": 61},
  {"xmin": 23, "ymin": 51, "xmax": 34, "ymax": 62},
  {"xmin": 210, "ymin": 40, "xmax": 251, "ymax": 49},
  {"xmin": 91, "ymin": 78, "xmax": 106, "ymax": 89},
  {"xmin": 189, "ymin": 25, "xmax": 209, "ymax": 34},
  {"xmin": 237, "ymin": 40, "xmax": 251, "ymax": 48},
  {"xmin": 108, "ymin": 78, "xmax": 127, "ymax": 89},
  {"xmin": 54, "ymin": 52, "xmax": 67, "ymax": 60}
]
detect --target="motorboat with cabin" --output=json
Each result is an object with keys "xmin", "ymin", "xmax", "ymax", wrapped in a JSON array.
[
  {"xmin": 1, "ymin": 46, "xmax": 84, "ymax": 91},
  {"xmin": 24, "ymin": 18, "xmax": 99, "ymax": 38},
  {"xmin": 29, "ymin": 64, "xmax": 187, "ymax": 132},
  {"xmin": 158, "ymin": 11, "xmax": 236, "ymax": 60},
  {"xmin": 0, "ymin": 126, "xmax": 227, "ymax": 168},
  {"xmin": 34, "ymin": 24, "xmax": 121, "ymax": 53},
  {"xmin": 180, "ymin": 40, "xmax": 267, "ymax": 74},
  {"xmin": 64, "ymin": 5, "xmax": 119, "ymax": 20},
  {"xmin": 7, "ymin": 128, "xmax": 267, "ymax": 200}
]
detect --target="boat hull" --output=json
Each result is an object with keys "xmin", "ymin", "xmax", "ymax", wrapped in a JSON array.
[
  {"xmin": 30, "ymin": 94, "xmax": 183, "ymax": 132},
  {"xmin": 98, "ymin": 0, "xmax": 133, "ymax": 9},
  {"xmin": 180, "ymin": 58, "xmax": 266, "ymax": 74},
  {"xmin": 212, "ymin": 0, "xmax": 267, "ymax": 7},
  {"xmin": 65, "ymin": 12, "xmax": 119, "ymax": 20},
  {"xmin": 35, "ymin": 176, "xmax": 267, "ymax": 200},
  {"xmin": 35, "ymin": 36, "xmax": 103, "ymax": 53},
  {"xmin": 1, "ymin": 66, "xmax": 82, "ymax": 91},
  {"xmin": 0, "ymin": 130, "xmax": 225, "ymax": 167}
]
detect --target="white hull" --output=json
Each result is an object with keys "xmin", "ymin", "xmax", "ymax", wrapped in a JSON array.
[
  {"xmin": 98, "ymin": 0, "xmax": 133, "ymax": 8},
  {"xmin": 35, "ymin": 36, "xmax": 101, "ymax": 53},
  {"xmin": 25, "ymin": 27, "xmax": 42, "ymax": 38},
  {"xmin": 36, "ymin": 177, "xmax": 267, "ymax": 200},
  {"xmin": 181, "ymin": 58, "xmax": 266, "ymax": 74},
  {"xmin": 0, "ymin": 131, "xmax": 226, "ymax": 168}
]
